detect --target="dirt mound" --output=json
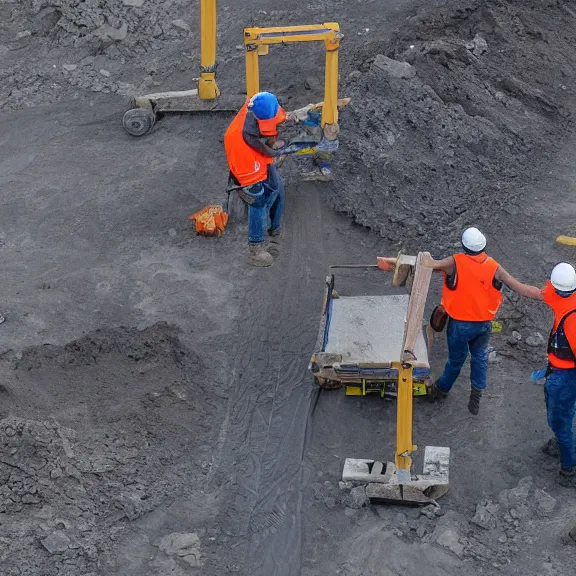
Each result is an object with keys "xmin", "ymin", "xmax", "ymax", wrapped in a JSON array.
[
  {"xmin": 0, "ymin": 0, "xmax": 194, "ymax": 110},
  {"xmin": 13, "ymin": 321, "xmax": 192, "ymax": 370},
  {"xmin": 0, "ymin": 323, "xmax": 217, "ymax": 576},
  {"xmin": 12, "ymin": 0, "xmax": 188, "ymax": 51},
  {"xmin": 330, "ymin": 0, "xmax": 576, "ymax": 252}
]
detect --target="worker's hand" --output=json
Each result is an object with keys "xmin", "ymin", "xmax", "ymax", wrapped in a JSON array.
[
  {"xmin": 271, "ymin": 139, "xmax": 285, "ymax": 150},
  {"xmin": 377, "ymin": 257, "xmax": 396, "ymax": 271}
]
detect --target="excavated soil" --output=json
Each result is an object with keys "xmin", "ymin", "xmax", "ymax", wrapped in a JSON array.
[
  {"xmin": 1, "ymin": 1, "xmax": 576, "ymax": 576},
  {"xmin": 0, "ymin": 324, "xmax": 217, "ymax": 575},
  {"xmin": 332, "ymin": 0, "xmax": 576, "ymax": 251}
]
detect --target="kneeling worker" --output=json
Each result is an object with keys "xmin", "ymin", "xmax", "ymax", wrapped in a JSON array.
[
  {"xmin": 224, "ymin": 91, "xmax": 287, "ymax": 267},
  {"xmin": 423, "ymin": 227, "xmax": 538, "ymax": 415}
]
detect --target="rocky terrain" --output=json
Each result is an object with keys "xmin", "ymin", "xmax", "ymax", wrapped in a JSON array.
[{"xmin": 1, "ymin": 1, "xmax": 575, "ymax": 575}]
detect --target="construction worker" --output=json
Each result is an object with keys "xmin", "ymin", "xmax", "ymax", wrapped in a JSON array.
[
  {"xmin": 224, "ymin": 91, "xmax": 287, "ymax": 267},
  {"xmin": 503, "ymin": 262, "xmax": 576, "ymax": 482},
  {"xmin": 423, "ymin": 227, "xmax": 539, "ymax": 415}
]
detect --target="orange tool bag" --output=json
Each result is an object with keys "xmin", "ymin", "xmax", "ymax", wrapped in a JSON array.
[{"xmin": 189, "ymin": 204, "xmax": 229, "ymax": 237}]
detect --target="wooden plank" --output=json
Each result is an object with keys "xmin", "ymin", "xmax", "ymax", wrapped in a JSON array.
[
  {"xmin": 393, "ymin": 253, "xmax": 417, "ymax": 287},
  {"xmin": 402, "ymin": 252, "xmax": 432, "ymax": 362}
]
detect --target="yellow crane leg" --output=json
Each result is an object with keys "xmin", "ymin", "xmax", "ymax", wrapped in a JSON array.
[
  {"xmin": 393, "ymin": 362, "xmax": 417, "ymax": 473},
  {"xmin": 198, "ymin": 0, "xmax": 220, "ymax": 100},
  {"xmin": 245, "ymin": 48, "xmax": 260, "ymax": 98},
  {"xmin": 322, "ymin": 44, "xmax": 339, "ymax": 127}
]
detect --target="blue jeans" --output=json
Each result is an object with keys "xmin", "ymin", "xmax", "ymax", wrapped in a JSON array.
[
  {"xmin": 245, "ymin": 164, "xmax": 285, "ymax": 243},
  {"xmin": 437, "ymin": 319, "xmax": 492, "ymax": 392},
  {"xmin": 545, "ymin": 368, "xmax": 576, "ymax": 470}
]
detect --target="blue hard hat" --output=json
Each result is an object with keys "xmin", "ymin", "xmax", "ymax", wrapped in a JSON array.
[{"xmin": 248, "ymin": 91, "xmax": 279, "ymax": 120}]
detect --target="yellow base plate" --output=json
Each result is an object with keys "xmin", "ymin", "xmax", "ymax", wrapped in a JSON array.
[{"xmin": 345, "ymin": 381, "xmax": 428, "ymax": 397}]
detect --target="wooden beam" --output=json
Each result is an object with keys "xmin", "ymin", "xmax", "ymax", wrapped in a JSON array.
[{"xmin": 402, "ymin": 252, "xmax": 432, "ymax": 362}]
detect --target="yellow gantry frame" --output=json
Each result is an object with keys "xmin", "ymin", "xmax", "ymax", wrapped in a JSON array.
[
  {"xmin": 392, "ymin": 361, "xmax": 418, "ymax": 473},
  {"xmin": 197, "ymin": 2, "xmax": 341, "ymax": 127},
  {"xmin": 244, "ymin": 23, "xmax": 342, "ymax": 127},
  {"xmin": 198, "ymin": 0, "xmax": 220, "ymax": 100}
]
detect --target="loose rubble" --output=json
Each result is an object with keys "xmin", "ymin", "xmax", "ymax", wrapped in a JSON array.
[
  {"xmin": 0, "ymin": 0, "xmax": 195, "ymax": 110},
  {"xmin": 317, "ymin": 475, "xmax": 565, "ymax": 569},
  {"xmin": 328, "ymin": 0, "xmax": 576, "ymax": 254},
  {"xmin": 0, "ymin": 324, "xmax": 213, "ymax": 576}
]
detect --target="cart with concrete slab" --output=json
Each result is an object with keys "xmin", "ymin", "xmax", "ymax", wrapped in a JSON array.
[
  {"xmin": 309, "ymin": 254, "xmax": 431, "ymax": 397},
  {"xmin": 309, "ymin": 253, "xmax": 450, "ymax": 504}
]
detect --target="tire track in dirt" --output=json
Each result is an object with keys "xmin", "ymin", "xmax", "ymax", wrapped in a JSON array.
[
  {"xmin": 243, "ymin": 183, "xmax": 328, "ymax": 576},
  {"xmin": 207, "ymin": 182, "xmax": 329, "ymax": 576}
]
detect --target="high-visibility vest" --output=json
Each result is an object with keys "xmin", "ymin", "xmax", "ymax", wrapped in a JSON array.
[
  {"xmin": 224, "ymin": 101, "xmax": 286, "ymax": 187},
  {"xmin": 545, "ymin": 280, "xmax": 576, "ymax": 369},
  {"xmin": 224, "ymin": 101, "xmax": 271, "ymax": 187},
  {"xmin": 257, "ymin": 107, "xmax": 286, "ymax": 136},
  {"xmin": 441, "ymin": 253, "xmax": 503, "ymax": 322}
]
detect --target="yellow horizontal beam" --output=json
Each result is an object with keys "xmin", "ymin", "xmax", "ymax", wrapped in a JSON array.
[
  {"xmin": 244, "ymin": 22, "xmax": 340, "ymax": 46},
  {"xmin": 557, "ymin": 235, "xmax": 576, "ymax": 246}
]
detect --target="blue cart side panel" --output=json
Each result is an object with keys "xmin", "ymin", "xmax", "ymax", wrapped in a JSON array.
[{"xmin": 322, "ymin": 294, "xmax": 334, "ymax": 352}]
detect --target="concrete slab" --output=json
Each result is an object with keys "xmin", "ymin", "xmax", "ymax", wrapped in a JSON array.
[
  {"xmin": 325, "ymin": 295, "xmax": 429, "ymax": 366},
  {"xmin": 325, "ymin": 295, "xmax": 408, "ymax": 363},
  {"xmin": 342, "ymin": 458, "xmax": 392, "ymax": 484},
  {"xmin": 345, "ymin": 447, "xmax": 450, "ymax": 504}
]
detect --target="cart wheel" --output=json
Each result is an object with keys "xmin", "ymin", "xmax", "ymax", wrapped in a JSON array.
[
  {"xmin": 226, "ymin": 189, "xmax": 248, "ymax": 223},
  {"xmin": 314, "ymin": 377, "xmax": 343, "ymax": 390},
  {"xmin": 123, "ymin": 107, "xmax": 156, "ymax": 137}
]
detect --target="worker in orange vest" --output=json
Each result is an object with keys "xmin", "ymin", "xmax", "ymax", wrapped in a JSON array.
[
  {"xmin": 507, "ymin": 262, "xmax": 576, "ymax": 482},
  {"xmin": 422, "ymin": 227, "xmax": 539, "ymax": 415},
  {"xmin": 224, "ymin": 91, "xmax": 287, "ymax": 267}
]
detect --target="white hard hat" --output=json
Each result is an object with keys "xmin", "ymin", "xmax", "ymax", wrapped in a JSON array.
[
  {"xmin": 550, "ymin": 262, "xmax": 576, "ymax": 292},
  {"xmin": 462, "ymin": 227, "xmax": 486, "ymax": 252}
]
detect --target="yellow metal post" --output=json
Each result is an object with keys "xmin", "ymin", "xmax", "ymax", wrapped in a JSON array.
[
  {"xmin": 198, "ymin": 0, "xmax": 220, "ymax": 100},
  {"xmin": 393, "ymin": 362, "xmax": 417, "ymax": 472},
  {"xmin": 245, "ymin": 48, "xmax": 260, "ymax": 97},
  {"xmin": 322, "ymin": 27, "xmax": 340, "ymax": 127}
]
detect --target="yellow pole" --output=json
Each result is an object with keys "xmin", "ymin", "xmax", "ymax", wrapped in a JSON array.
[
  {"xmin": 322, "ymin": 43, "xmax": 339, "ymax": 126},
  {"xmin": 198, "ymin": 0, "xmax": 220, "ymax": 100},
  {"xmin": 245, "ymin": 48, "xmax": 260, "ymax": 97},
  {"xmin": 394, "ymin": 362, "xmax": 417, "ymax": 472}
]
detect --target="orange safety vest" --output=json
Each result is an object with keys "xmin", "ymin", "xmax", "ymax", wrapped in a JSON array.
[
  {"xmin": 544, "ymin": 280, "xmax": 576, "ymax": 369},
  {"xmin": 441, "ymin": 253, "xmax": 503, "ymax": 322},
  {"xmin": 224, "ymin": 101, "xmax": 286, "ymax": 187},
  {"xmin": 258, "ymin": 107, "xmax": 287, "ymax": 136}
]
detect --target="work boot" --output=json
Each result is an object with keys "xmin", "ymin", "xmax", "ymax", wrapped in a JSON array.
[
  {"xmin": 266, "ymin": 228, "xmax": 281, "ymax": 257},
  {"xmin": 248, "ymin": 243, "xmax": 273, "ymax": 267},
  {"xmin": 558, "ymin": 467, "xmax": 576, "ymax": 487},
  {"xmin": 541, "ymin": 437, "xmax": 560, "ymax": 458},
  {"xmin": 468, "ymin": 386, "xmax": 482, "ymax": 415},
  {"xmin": 265, "ymin": 239, "xmax": 280, "ymax": 258},
  {"xmin": 428, "ymin": 381, "xmax": 448, "ymax": 403}
]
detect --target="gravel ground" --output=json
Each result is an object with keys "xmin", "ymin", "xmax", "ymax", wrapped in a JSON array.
[{"xmin": 1, "ymin": 1, "xmax": 576, "ymax": 575}]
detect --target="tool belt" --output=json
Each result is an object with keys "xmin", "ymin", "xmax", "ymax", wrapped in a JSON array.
[
  {"xmin": 234, "ymin": 183, "xmax": 265, "ymax": 206},
  {"xmin": 430, "ymin": 304, "xmax": 449, "ymax": 333},
  {"xmin": 227, "ymin": 172, "xmax": 264, "ymax": 206}
]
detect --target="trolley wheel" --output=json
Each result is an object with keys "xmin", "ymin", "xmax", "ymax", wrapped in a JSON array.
[
  {"xmin": 123, "ymin": 107, "xmax": 156, "ymax": 137},
  {"xmin": 314, "ymin": 376, "xmax": 344, "ymax": 390}
]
